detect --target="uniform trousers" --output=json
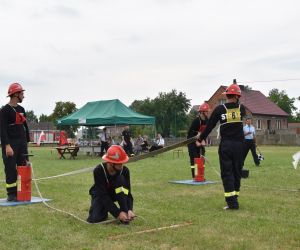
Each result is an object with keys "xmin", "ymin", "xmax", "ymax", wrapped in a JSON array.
[
  {"xmin": 1, "ymin": 138, "xmax": 28, "ymax": 195},
  {"xmin": 218, "ymin": 140, "xmax": 244, "ymax": 208},
  {"xmin": 188, "ymin": 143, "xmax": 205, "ymax": 178}
]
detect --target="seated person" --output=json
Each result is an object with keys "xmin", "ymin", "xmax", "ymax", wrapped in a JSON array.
[
  {"xmin": 133, "ymin": 135, "xmax": 144, "ymax": 155},
  {"xmin": 141, "ymin": 135, "xmax": 149, "ymax": 152},
  {"xmin": 87, "ymin": 145, "xmax": 135, "ymax": 224},
  {"xmin": 149, "ymin": 133, "xmax": 165, "ymax": 152},
  {"xmin": 107, "ymin": 136, "xmax": 116, "ymax": 147}
]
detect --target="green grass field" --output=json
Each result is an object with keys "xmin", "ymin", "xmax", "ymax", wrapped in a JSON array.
[{"xmin": 0, "ymin": 146, "xmax": 299, "ymax": 250}]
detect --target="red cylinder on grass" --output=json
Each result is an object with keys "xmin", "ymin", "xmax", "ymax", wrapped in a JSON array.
[
  {"xmin": 194, "ymin": 157, "xmax": 205, "ymax": 182},
  {"xmin": 17, "ymin": 165, "xmax": 32, "ymax": 201}
]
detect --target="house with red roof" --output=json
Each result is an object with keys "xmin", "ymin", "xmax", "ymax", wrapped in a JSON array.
[
  {"xmin": 28, "ymin": 122, "xmax": 60, "ymax": 144},
  {"xmin": 190, "ymin": 84, "xmax": 300, "ymax": 145}
]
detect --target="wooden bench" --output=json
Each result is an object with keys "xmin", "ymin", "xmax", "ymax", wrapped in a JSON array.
[{"xmin": 55, "ymin": 146, "xmax": 79, "ymax": 159}]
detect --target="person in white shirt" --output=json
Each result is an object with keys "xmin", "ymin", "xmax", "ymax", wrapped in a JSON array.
[
  {"xmin": 243, "ymin": 117, "xmax": 260, "ymax": 166},
  {"xmin": 99, "ymin": 127, "xmax": 109, "ymax": 157},
  {"xmin": 149, "ymin": 133, "xmax": 165, "ymax": 152}
]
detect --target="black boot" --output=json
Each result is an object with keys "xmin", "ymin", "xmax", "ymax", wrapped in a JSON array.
[
  {"xmin": 7, "ymin": 193, "xmax": 17, "ymax": 202},
  {"xmin": 191, "ymin": 167, "xmax": 195, "ymax": 179}
]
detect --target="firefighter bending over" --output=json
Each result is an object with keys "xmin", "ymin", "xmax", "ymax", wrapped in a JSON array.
[
  {"xmin": 199, "ymin": 80, "xmax": 246, "ymax": 210},
  {"xmin": 87, "ymin": 145, "xmax": 135, "ymax": 224},
  {"xmin": 0, "ymin": 83, "xmax": 30, "ymax": 202},
  {"xmin": 187, "ymin": 102, "xmax": 209, "ymax": 179}
]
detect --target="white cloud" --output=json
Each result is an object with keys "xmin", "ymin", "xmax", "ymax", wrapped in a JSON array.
[{"xmin": 0, "ymin": 0, "xmax": 299, "ymax": 115}]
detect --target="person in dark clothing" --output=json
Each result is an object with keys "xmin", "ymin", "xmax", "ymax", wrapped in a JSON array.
[
  {"xmin": 243, "ymin": 117, "xmax": 260, "ymax": 166},
  {"xmin": 187, "ymin": 102, "xmax": 209, "ymax": 179},
  {"xmin": 121, "ymin": 126, "xmax": 134, "ymax": 156},
  {"xmin": 99, "ymin": 127, "xmax": 109, "ymax": 156},
  {"xmin": 87, "ymin": 145, "xmax": 135, "ymax": 224},
  {"xmin": 199, "ymin": 80, "xmax": 246, "ymax": 210},
  {"xmin": 0, "ymin": 83, "xmax": 30, "ymax": 202}
]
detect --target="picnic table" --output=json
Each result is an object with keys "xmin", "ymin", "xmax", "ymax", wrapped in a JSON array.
[{"xmin": 55, "ymin": 146, "xmax": 79, "ymax": 159}]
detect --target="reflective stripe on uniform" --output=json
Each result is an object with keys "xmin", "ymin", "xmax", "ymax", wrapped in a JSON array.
[
  {"xmin": 224, "ymin": 191, "xmax": 236, "ymax": 197},
  {"xmin": 235, "ymin": 191, "xmax": 239, "ymax": 196},
  {"xmin": 6, "ymin": 182, "xmax": 17, "ymax": 188},
  {"xmin": 115, "ymin": 186, "xmax": 129, "ymax": 195},
  {"xmin": 190, "ymin": 165, "xmax": 195, "ymax": 169}
]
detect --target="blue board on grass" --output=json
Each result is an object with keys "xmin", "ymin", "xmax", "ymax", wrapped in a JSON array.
[
  {"xmin": 0, "ymin": 196, "xmax": 51, "ymax": 207},
  {"xmin": 169, "ymin": 180, "xmax": 217, "ymax": 185}
]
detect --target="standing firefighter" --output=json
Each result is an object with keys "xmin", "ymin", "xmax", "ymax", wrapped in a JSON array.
[
  {"xmin": 0, "ymin": 83, "xmax": 30, "ymax": 202},
  {"xmin": 87, "ymin": 145, "xmax": 135, "ymax": 224},
  {"xmin": 199, "ymin": 80, "xmax": 246, "ymax": 210},
  {"xmin": 187, "ymin": 102, "xmax": 209, "ymax": 178}
]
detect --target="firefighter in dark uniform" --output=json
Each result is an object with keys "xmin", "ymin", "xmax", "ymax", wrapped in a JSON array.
[
  {"xmin": 187, "ymin": 102, "xmax": 210, "ymax": 179},
  {"xmin": 0, "ymin": 83, "xmax": 30, "ymax": 202},
  {"xmin": 87, "ymin": 145, "xmax": 135, "ymax": 223},
  {"xmin": 121, "ymin": 125, "xmax": 134, "ymax": 156},
  {"xmin": 199, "ymin": 81, "xmax": 246, "ymax": 210}
]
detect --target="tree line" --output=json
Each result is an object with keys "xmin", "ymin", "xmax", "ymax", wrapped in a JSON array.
[{"xmin": 26, "ymin": 88, "xmax": 300, "ymax": 138}]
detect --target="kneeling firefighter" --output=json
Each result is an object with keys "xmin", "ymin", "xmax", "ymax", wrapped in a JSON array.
[{"xmin": 87, "ymin": 145, "xmax": 135, "ymax": 224}]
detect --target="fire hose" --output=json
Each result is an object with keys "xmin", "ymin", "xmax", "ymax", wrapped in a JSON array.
[{"xmin": 27, "ymin": 136, "xmax": 201, "ymax": 224}]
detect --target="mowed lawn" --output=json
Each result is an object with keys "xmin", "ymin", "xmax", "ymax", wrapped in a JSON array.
[{"xmin": 0, "ymin": 145, "xmax": 299, "ymax": 250}]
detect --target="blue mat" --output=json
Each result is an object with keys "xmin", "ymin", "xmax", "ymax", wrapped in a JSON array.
[
  {"xmin": 0, "ymin": 196, "xmax": 51, "ymax": 207},
  {"xmin": 169, "ymin": 180, "xmax": 217, "ymax": 185}
]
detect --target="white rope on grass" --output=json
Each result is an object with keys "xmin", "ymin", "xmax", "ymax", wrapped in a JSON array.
[
  {"xmin": 33, "ymin": 166, "xmax": 95, "ymax": 181},
  {"xmin": 243, "ymin": 185, "xmax": 299, "ymax": 192},
  {"xmin": 201, "ymin": 155, "xmax": 299, "ymax": 193},
  {"xmin": 0, "ymin": 166, "xmax": 95, "ymax": 183},
  {"xmin": 31, "ymin": 164, "xmax": 118, "ymax": 225},
  {"xmin": 201, "ymin": 155, "xmax": 221, "ymax": 177},
  {"xmin": 108, "ymin": 221, "xmax": 193, "ymax": 239}
]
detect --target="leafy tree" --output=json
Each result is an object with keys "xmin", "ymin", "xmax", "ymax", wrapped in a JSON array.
[
  {"xmin": 51, "ymin": 101, "xmax": 78, "ymax": 137},
  {"xmin": 26, "ymin": 110, "xmax": 38, "ymax": 123},
  {"xmin": 268, "ymin": 89, "xmax": 299, "ymax": 121},
  {"xmin": 51, "ymin": 101, "xmax": 77, "ymax": 120},
  {"xmin": 130, "ymin": 89, "xmax": 191, "ymax": 137},
  {"xmin": 39, "ymin": 114, "xmax": 53, "ymax": 122},
  {"xmin": 187, "ymin": 106, "xmax": 199, "ymax": 128},
  {"xmin": 130, "ymin": 98, "xmax": 155, "ymax": 115}
]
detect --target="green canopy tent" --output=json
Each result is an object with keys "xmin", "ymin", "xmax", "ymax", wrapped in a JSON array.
[{"xmin": 57, "ymin": 99, "xmax": 155, "ymax": 126}]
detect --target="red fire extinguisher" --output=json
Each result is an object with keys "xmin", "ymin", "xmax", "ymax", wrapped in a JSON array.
[
  {"xmin": 17, "ymin": 155, "xmax": 33, "ymax": 201},
  {"xmin": 194, "ymin": 156, "xmax": 205, "ymax": 182}
]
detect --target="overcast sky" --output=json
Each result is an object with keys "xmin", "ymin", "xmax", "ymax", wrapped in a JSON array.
[{"xmin": 0, "ymin": 0, "xmax": 299, "ymax": 117}]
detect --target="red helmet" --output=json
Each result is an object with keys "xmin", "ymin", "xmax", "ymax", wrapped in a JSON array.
[
  {"xmin": 222, "ymin": 83, "xmax": 241, "ymax": 96},
  {"xmin": 199, "ymin": 102, "xmax": 210, "ymax": 112},
  {"xmin": 7, "ymin": 83, "xmax": 25, "ymax": 96},
  {"xmin": 102, "ymin": 145, "xmax": 129, "ymax": 164}
]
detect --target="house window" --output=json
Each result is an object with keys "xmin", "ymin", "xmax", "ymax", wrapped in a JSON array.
[
  {"xmin": 276, "ymin": 120, "xmax": 281, "ymax": 130},
  {"xmin": 219, "ymin": 99, "xmax": 226, "ymax": 105},
  {"xmin": 256, "ymin": 119, "xmax": 262, "ymax": 130}
]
